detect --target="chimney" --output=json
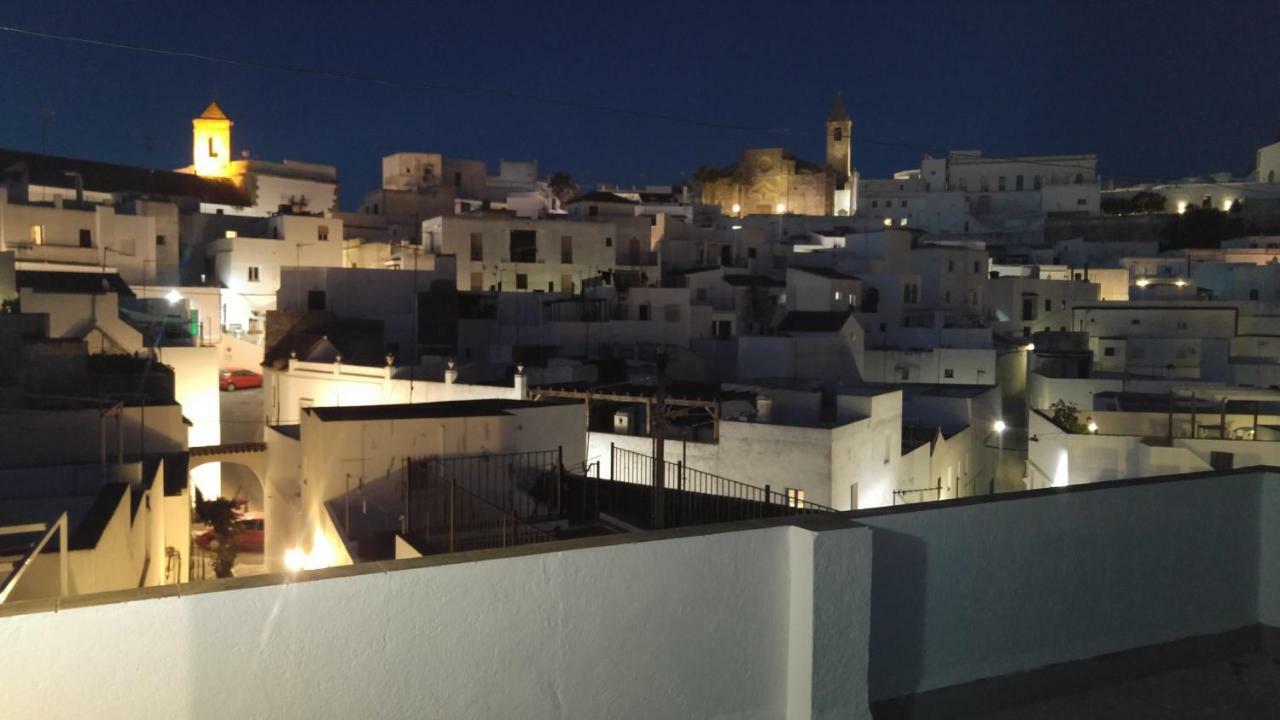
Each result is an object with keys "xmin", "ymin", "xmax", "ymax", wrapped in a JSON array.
[
  {"xmin": 444, "ymin": 359, "xmax": 457, "ymax": 384},
  {"xmin": 514, "ymin": 364, "xmax": 527, "ymax": 399}
]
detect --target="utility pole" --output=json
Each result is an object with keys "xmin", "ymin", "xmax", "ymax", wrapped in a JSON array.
[{"xmin": 652, "ymin": 353, "xmax": 668, "ymax": 529}]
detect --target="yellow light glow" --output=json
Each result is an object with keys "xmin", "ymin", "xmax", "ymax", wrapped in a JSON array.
[
  {"xmin": 1024, "ymin": 343, "xmax": 1035, "ymax": 351},
  {"xmin": 883, "ymin": 217, "xmax": 892, "ymax": 227},
  {"xmin": 1223, "ymin": 199, "xmax": 1233, "ymax": 211},
  {"xmin": 731, "ymin": 203, "xmax": 741, "ymax": 215},
  {"xmin": 1087, "ymin": 418, "xmax": 1098, "ymax": 433},
  {"xmin": 284, "ymin": 548, "xmax": 307, "ymax": 572},
  {"xmin": 285, "ymin": 531, "xmax": 339, "ymax": 572},
  {"xmin": 1176, "ymin": 201, "xmax": 1188, "ymax": 214},
  {"xmin": 993, "ymin": 419, "xmax": 1007, "ymax": 434},
  {"xmin": 775, "ymin": 203, "xmax": 786, "ymax": 214},
  {"xmin": 1135, "ymin": 278, "xmax": 1150, "ymax": 287},
  {"xmin": 1174, "ymin": 279, "xmax": 1187, "ymax": 287},
  {"xmin": 165, "ymin": 289, "xmax": 184, "ymax": 304}
]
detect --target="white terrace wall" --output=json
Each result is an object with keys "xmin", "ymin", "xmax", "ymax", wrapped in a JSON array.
[
  {"xmin": 0, "ymin": 520, "xmax": 873, "ymax": 720},
  {"xmin": 853, "ymin": 469, "xmax": 1277, "ymax": 702}
]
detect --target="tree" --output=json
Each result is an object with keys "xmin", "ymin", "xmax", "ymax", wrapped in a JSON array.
[
  {"xmin": 196, "ymin": 496, "xmax": 243, "ymax": 578},
  {"xmin": 1049, "ymin": 399, "xmax": 1086, "ymax": 433},
  {"xmin": 548, "ymin": 171, "xmax": 578, "ymax": 204}
]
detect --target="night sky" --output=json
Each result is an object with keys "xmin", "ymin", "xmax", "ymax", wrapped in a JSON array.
[{"xmin": 1, "ymin": 1, "xmax": 1277, "ymax": 208}]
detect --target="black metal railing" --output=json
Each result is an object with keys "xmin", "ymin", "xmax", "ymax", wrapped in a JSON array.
[
  {"xmin": 405, "ymin": 450, "xmax": 564, "ymax": 554},
  {"xmin": 609, "ymin": 445, "xmax": 835, "ymax": 513}
]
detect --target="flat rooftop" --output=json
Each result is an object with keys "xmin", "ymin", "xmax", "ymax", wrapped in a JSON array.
[{"xmin": 305, "ymin": 398, "xmax": 577, "ymax": 422}]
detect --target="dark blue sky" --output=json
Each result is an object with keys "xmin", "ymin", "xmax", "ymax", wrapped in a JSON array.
[{"xmin": 1, "ymin": 0, "xmax": 1277, "ymax": 208}]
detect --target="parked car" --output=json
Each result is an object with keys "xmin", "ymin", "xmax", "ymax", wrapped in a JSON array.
[
  {"xmin": 195, "ymin": 512, "xmax": 264, "ymax": 553},
  {"xmin": 220, "ymin": 368, "xmax": 262, "ymax": 392}
]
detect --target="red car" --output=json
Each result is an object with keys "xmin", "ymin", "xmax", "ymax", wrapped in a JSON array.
[
  {"xmin": 195, "ymin": 512, "xmax": 264, "ymax": 553},
  {"xmin": 220, "ymin": 369, "xmax": 262, "ymax": 392}
]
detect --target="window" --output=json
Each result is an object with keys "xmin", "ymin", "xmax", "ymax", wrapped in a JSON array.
[
  {"xmin": 515, "ymin": 273, "xmax": 528, "ymax": 290},
  {"xmin": 713, "ymin": 320, "xmax": 732, "ymax": 339},
  {"xmin": 560, "ymin": 235, "xmax": 573, "ymax": 264},
  {"xmin": 1044, "ymin": 299, "xmax": 1052, "ymax": 312},
  {"xmin": 970, "ymin": 289, "xmax": 978, "ymax": 306},
  {"xmin": 156, "ymin": 234, "xmax": 166, "ymax": 246},
  {"xmin": 944, "ymin": 368, "xmax": 954, "ymax": 379},
  {"xmin": 980, "ymin": 176, "xmax": 989, "ymax": 192},
  {"xmin": 947, "ymin": 259, "xmax": 955, "ymax": 272},
  {"xmin": 547, "ymin": 281, "xmax": 555, "ymax": 292},
  {"xmin": 833, "ymin": 127, "xmax": 843, "ymax": 141},
  {"xmin": 902, "ymin": 200, "xmax": 909, "ymax": 207},
  {"xmin": 871, "ymin": 200, "xmax": 878, "ymax": 208},
  {"xmin": 1131, "ymin": 318, "xmax": 1141, "ymax": 325},
  {"xmin": 695, "ymin": 288, "xmax": 708, "ymax": 303},
  {"xmin": 509, "ymin": 230, "xmax": 537, "ymax": 262},
  {"xmin": 973, "ymin": 261, "xmax": 980, "ymax": 273},
  {"xmin": 786, "ymin": 488, "xmax": 805, "ymax": 508},
  {"xmin": 834, "ymin": 291, "xmax": 841, "ymax": 301},
  {"xmin": 1076, "ymin": 198, "xmax": 1087, "ymax": 206},
  {"xmin": 664, "ymin": 304, "xmax": 680, "ymax": 322},
  {"xmin": 1176, "ymin": 321, "xmax": 1188, "ymax": 330},
  {"xmin": 248, "ymin": 266, "xmax": 260, "ymax": 282},
  {"xmin": 1016, "ymin": 175, "xmax": 1024, "ymax": 191},
  {"xmin": 29, "ymin": 225, "xmax": 44, "ymax": 245},
  {"xmin": 588, "ymin": 206, "xmax": 599, "ymax": 217},
  {"xmin": 903, "ymin": 283, "xmax": 919, "ymax": 304},
  {"xmin": 207, "ymin": 137, "xmax": 217, "ymax": 158},
  {"xmin": 470, "ymin": 233, "xmax": 483, "ymax": 261},
  {"xmin": 560, "ymin": 274, "xmax": 574, "ymax": 293},
  {"xmin": 307, "ymin": 290, "xmax": 326, "ymax": 310},
  {"xmin": 317, "ymin": 225, "xmax": 329, "ymax": 242},
  {"xmin": 1034, "ymin": 176, "xmax": 1042, "ymax": 190},
  {"xmin": 605, "ymin": 237, "xmax": 613, "ymax": 247},
  {"xmin": 899, "ymin": 218, "xmax": 908, "ymax": 227},
  {"xmin": 470, "ymin": 272, "xmax": 484, "ymax": 291},
  {"xmin": 1022, "ymin": 297, "xmax": 1036, "ymax": 321},
  {"xmin": 747, "ymin": 248, "xmax": 757, "ymax": 259},
  {"xmin": 945, "ymin": 291, "xmax": 952, "ymax": 303},
  {"xmin": 998, "ymin": 176, "xmax": 1007, "ymax": 191},
  {"xmin": 638, "ymin": 303, "xmax": 651, "ymax": 321},
  {"xmin": 79, "ymin": 229, "xmax": 92, "ymax": 248},
  {"xmin": 454, "ymin": 171, "xmax": 462, "ymax": 189},
  {"xmin": 1074, "ymin": 173, "xmax": 1084, "ymax": 185},
  {"xmin": 1249, "ymin": 289, "xmax": 1260, "ymax": 300}
]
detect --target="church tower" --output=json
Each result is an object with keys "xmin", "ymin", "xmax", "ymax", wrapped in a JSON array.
[
  {"xmin": 192, "ymin": 101, "xmax": 233, "ymax": 178},
  {"xmin": 826, "ymin": 93, "xmax": 854, "ymax": 216}
]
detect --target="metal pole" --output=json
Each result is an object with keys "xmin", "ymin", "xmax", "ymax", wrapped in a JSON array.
[{"xmin": 653, "ymin": 353, "xmax": 668, "ymax": 529}]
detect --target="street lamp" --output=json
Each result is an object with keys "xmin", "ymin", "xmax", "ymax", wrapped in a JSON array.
[
  {"xmin": 775, "ymin": 202, "xmax": 786, "ymax": 214},
  {"xmin": 165, "ymin": 289, "xmax": 184, "ymax": 304},
  {"xmin": 992, "ymin": 419, "xmax": 1007, "ymax": 495},
  {"xmin": 1087, "ymin": 418, "xmax": 1098, "ymax": 433}
]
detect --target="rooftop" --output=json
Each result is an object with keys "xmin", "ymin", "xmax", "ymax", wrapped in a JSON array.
[
  {"xmin": 0, "ymin": 147, "xmax": 246, "ymax": 206},
  {"xmin": 305, "ymin": 398, "xmax": 576, "ymax": 423}
]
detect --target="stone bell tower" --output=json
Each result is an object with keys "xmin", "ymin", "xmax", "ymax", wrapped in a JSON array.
[
  {"xmin": 826, "ymin": 93, "xmax": 855, "ymax": 216},
  {"xmin": 192, "ymin": 101, "xmax": 232, "ymax": 178}
]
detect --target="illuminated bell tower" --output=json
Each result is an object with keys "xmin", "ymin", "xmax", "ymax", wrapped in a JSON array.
[
  {"xmin": 192, "ymin": 101, "xmax": 232, "ymax": 178},
  {"xmin": 826, "ymin": 93, "xmax": 854, "ymax": 216}
]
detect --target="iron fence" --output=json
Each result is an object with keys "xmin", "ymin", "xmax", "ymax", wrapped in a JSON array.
[{"xmin": 405, "ymin": 450, "xmax": 563, "ymax": 554}]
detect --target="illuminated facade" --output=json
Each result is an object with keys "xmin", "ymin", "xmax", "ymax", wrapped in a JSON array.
[
  {"xmin": 192, "ymin": 102, "xmax": 232, "ymax": 179},
  {"xmin": 698, "ymin": 96, "xmax": 856, "ymax": 217}
]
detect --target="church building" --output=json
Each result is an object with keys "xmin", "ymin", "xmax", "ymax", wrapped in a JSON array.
[{"xmin": 697, "ymin": 96, "xmax": 858, "ymax": 217}]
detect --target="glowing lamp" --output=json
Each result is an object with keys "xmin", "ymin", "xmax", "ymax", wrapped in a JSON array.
[
  {"xmin": 1087, "ymin": 418, "xmax": 1098, "ymax": 433},
  {"xmin": 993, "ymin": 419, "xmax": 1007, "ymax": 434},
  {"xmin": 1135, "ymin": 278, "xmax": 1150, "ymax": 287},
  {"xmin": 883, "ymin": 218, "xmax": 893, "ymax": 227},
  {"xmin": 165, "ymin": 289, "xmax": 184, "ymax": 304},
  {"xmin": 1174, "ymin": 279, "xmax": 1187, "ymax": 287},
  {"xmin": 731, "ymin": 203, "xmax": 741, "ymax": 215},
  {"xmin": 1024, "ymin": 343, "xmax": 1035, "ymax": 351},
  {"xmin": 775, "ymin": 203, "xmax": 786, "ymax": 214}
]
